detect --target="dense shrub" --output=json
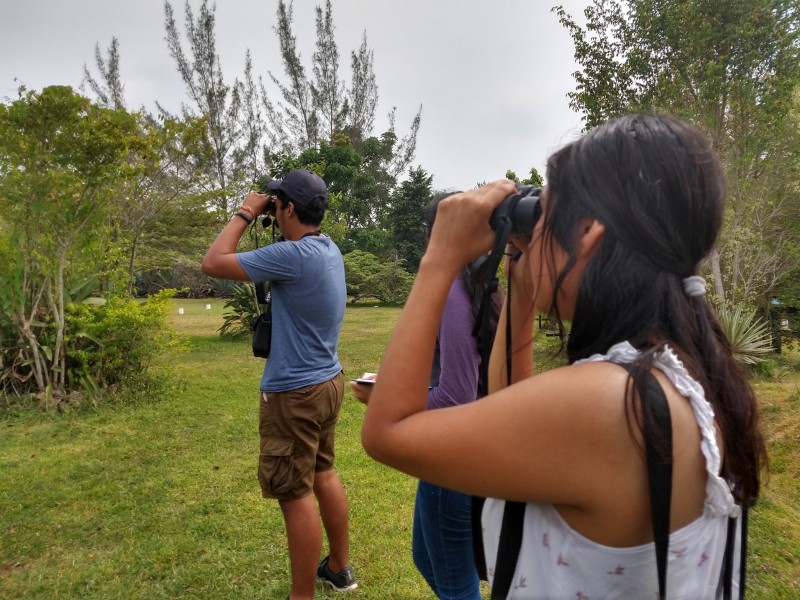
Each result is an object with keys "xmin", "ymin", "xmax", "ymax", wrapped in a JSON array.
[
  {"xmin": 343, "ymin": 250, "xmax": 413, "ymax": 305},
  {"xmin": 65, "ymin": 289, "xmax": 182, "ymax": 393}
]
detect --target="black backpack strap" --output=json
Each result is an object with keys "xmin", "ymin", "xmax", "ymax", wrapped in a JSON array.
[
  {"xmin": 620, "ymin": 363, "xmax": 673, "ymax": 600},
  {"xmin": 471, "ymin": 495, "xmax": 488, "ymax": 581},
  {"xmin": 477, "ymin": 265, "xmax": 525, "ymax": 599},
  {"xmin": 721, "ymin": 515, "xmax": 737, "ymax": 599},
  {"xmin": 739, "ymin": 507, "xmax": 748, "ymax": 597},
  {"xmin": 255, "ymin": 281, "xmax": 269, "ymax": 305},
  {"xmin": 721, "ymin": 506, "xmax": 748, "ymax": 600},
  {"xmin": 478, "ymin": 362, "xmax": 674, "ymax": 599},
  {"xmin": 491, "ymin": 500, "xmax": 526, "ymax": 600}
]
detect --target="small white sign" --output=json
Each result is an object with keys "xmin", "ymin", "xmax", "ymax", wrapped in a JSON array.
[{"xmin": 178, "ymin": 307, "xmax": 184, "ymax": 315}]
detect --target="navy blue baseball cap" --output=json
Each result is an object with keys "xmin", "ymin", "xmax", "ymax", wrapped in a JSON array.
[{"xmin": 266, "ymin": 169, "xmax": 328, "ymax": 208}]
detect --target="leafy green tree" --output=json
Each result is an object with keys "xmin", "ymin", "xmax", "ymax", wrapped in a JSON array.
[
  {"xmin": 0, "ymin": 86, "xmax": 141, "ymax": 398},
  {"xmin": 389, "ymin": 167, "xmax": 434, "ymax": 272},
  {"xmin": 555, "ymin": 0, "xmax": 800, "ymax": 308},
  {"xmin": 288, "ymin": 132, "xmax": 389, "ymax": 229},
  {"xmin": 342, "ymin": 250, "xmax": 413, "ymax": 304},
  {"xmin": 772, "ymin": 264, "xmax": 800, "ymax": 334},
  {"xmin": 114, "ymin": 114, "xmax": 219, "ymax": 295},
  {"xmin": 505, "ymin": 167, "xmax": 544, "ymax": 187},
  {"xmin": 355, "ymin": 132, "xmax": 400, "ymax": 226},
  {"xmin": 267, "ymin": 129, "xmax": 415, "ymax": 258},
  {"xmin": 80, "ymin": 41, "xmax": 218, "ymax": 295}
]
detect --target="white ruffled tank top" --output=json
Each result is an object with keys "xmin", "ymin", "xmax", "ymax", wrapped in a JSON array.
[{"xmin": 482, "ymin": 342, "xmax": 741, "ymax": 599}]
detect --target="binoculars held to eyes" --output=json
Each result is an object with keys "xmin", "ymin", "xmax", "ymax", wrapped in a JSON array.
[
  {"xmin": 254, "ymin": 176, "xmax": 277, "ymax": 227},
  {"xmin": 489, "ymin": 185, "xmax": 542, "ymax": 236},
  {"xmin": 470, "ymin": 185, "xmax": 543, "ymax": 284}
]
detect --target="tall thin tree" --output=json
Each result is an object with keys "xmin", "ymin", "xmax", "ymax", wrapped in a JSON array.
[
  {"xmin": 267, "ymin": 0, "xmax": 318, "ymax": 152},
  {"xmin": 81, "ymin": 37, "xmax": 126, "ymax": 110},
  {"xmin": 163, "ymin": 0, "xmax": 244, "ymax": 212},
  {"xmin": 346, "ymin": 32, "xmax": 378, "ymax": 145},
  {"xmin": 312, "ymin": 0, "xmax": 348, "ymax": 144}
]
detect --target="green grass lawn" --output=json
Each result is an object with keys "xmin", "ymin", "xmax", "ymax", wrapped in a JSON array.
[{"xmin": 1, "ymin": 298, "xmax": 798, "ymax": 598}]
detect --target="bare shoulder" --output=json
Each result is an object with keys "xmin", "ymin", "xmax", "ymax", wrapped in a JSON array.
[
  {"xmin": 521, "ymin": 360, "xmax": 698, "ymax": 447},
  {"xmin": 511, "ymin": 360, "xmax": 632, "ymax": 423},
  {"xmin": 452, "ymin": 361, "xmax": 642, "ymax": 504}
]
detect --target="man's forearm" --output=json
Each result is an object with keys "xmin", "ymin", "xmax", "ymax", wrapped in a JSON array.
[{"xmin": 201, "ymin": 214, "xmax": 251, "ymax": 280}]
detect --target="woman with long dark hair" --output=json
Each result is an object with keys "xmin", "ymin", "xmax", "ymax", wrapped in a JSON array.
[{"xmin": 361, "ymin": 114, "xmax": 765, "ymax": 599}]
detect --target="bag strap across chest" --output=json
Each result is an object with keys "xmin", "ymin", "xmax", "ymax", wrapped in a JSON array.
[
  {"xmin": 473, "ymin": 363, "xmax": 674, "ymax": 599},
  {"xmin": 472, "ymin": 362, "xmax": 747, "ymax": 599},
  {"xmin": 621, "ymin": 363, "xmax": 673, "ymax": 600}
]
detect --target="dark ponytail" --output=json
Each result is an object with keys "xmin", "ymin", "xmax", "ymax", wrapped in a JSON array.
[{"xmin": 544, "ymin": 114, "xmax": 765, "ymax": 506}]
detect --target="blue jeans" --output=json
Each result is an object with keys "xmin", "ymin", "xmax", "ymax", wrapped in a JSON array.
[{"xmin": 412, "ymin": 480, "xmax": 481, "ymax": 600}]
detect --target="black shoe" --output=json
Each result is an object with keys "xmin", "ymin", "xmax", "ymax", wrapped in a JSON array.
[{"xmin": 317, "ymin": 555, "xmax": 358, "ymax": 592}]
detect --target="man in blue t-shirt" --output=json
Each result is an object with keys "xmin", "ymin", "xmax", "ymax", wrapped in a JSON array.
[{"xmin": 202, "ymin": 169, "xmax": 356, "ymax": 599}]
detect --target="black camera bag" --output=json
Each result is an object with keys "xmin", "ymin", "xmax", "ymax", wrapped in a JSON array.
[{"xmin": 252, "ymin": 282, "xmax": 272, "ymax": 359}]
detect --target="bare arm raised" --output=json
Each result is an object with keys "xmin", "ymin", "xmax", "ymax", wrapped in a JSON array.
[
  {"xmin": 360, "ymin": 181, "xmax": 627, "ymax": 507},
  {"xmin": 200, "ymin": 191, "xmax": 273, "ymax": 280}
]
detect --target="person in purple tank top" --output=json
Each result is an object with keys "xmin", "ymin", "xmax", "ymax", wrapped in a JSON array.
[{"xmin": 352, "ymin": 194, "xmax": 503, "ymax": 599}]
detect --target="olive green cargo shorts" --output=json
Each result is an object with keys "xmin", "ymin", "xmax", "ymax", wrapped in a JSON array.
[{"xmin": 257, "ymin": 371, "xmax": 344, "ymax": 500}]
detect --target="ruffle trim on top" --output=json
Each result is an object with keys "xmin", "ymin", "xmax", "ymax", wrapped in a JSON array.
[{"xmin": 576, "ymin": 341, "xmax": 739, "ymax": 519}]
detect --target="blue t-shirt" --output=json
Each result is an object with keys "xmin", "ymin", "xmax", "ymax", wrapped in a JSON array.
[{"xmin": 236, "ymin": 235, "xmax": 346, "ymax": 392}]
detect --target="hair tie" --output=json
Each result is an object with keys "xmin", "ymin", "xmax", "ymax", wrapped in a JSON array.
[{"xmin": 682, "ymin": 275, "xmax": 706, "ymax": 297}]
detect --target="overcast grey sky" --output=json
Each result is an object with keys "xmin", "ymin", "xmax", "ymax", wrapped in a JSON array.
[{"xmin": 0, "ymin": 0, "xmax": 589, "ymax": 191}]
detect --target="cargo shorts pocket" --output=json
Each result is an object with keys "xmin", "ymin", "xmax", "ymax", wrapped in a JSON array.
[{"xmin": 259, "ymin": 438, "xmax": 295, "ymax": 496}]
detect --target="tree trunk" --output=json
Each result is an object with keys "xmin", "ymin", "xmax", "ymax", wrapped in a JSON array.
[
  {"xmin": 127, "ymin": 235, "xmax": 140, "ymax": 297},
  {"xmin": 709, "ymin": 247, "xmax": 725, "ymax": 302},
  {"xmin": 15, "ymin": 311, "xmax": 47, "ymax": 392}
]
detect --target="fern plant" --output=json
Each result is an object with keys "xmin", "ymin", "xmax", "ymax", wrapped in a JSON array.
[
  {"xmin": 219, "ymin": 282, "xmax": 263, "ymax": 339},
  {"xmin": 716, "ymin": 305, "xmax": 773, "ymax": 366}
]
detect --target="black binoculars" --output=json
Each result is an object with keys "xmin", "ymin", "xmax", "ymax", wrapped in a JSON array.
[
  {"xmin": 489, "ymin": 185, "xmax": 542, "ymax": 236},
  {"xmin": 470, "ymin": 185, "xmax": 543, "ymax": 284}
]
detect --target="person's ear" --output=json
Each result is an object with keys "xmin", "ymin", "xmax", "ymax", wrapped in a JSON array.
[{"xmin": 578, "ymin": 218, "xmax": 605, "ymax": 259}]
